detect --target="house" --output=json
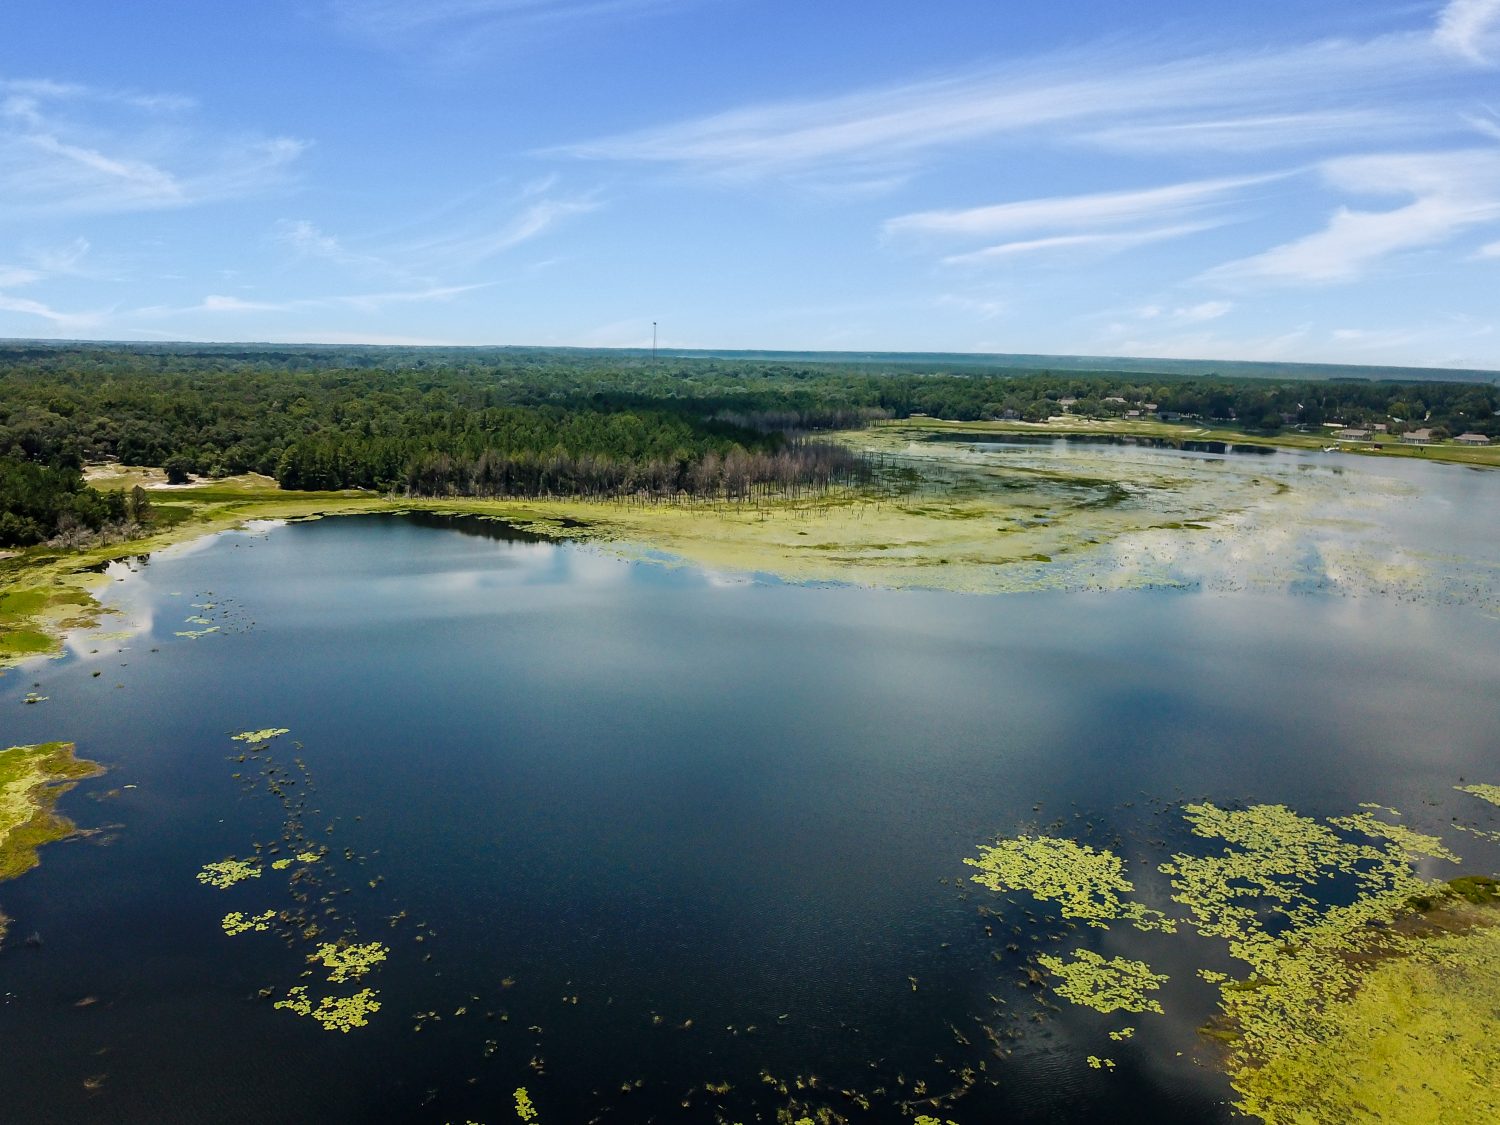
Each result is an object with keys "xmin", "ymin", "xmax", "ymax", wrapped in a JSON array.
[
  {"xmin": 1400, "ymin": 428, "xmax": 1434, "ymax": 445},
  {"xmin": 1334, "ymin": 428, "xmax": 1372, "ymax": 441},
  {"xmin": 1058, "ymin": 397, "xmax": 1077, "ymax": 408},
  {"xmin": 1157, "ymin": 411, "xmax": 1182, "ymax": 422},
  {"xmin": 1455, "ymin": 432, "xmax": 1491, "ymax": 446}
]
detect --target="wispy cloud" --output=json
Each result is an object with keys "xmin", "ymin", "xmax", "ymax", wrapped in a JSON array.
[
  {"xmin": 1079, "ymin": 110, "xmax": 1432, "ymax": 155},
  {"xmin": 0, "ymin": 77, "xmax": 305, "ymax": 217},
  {"xmin": 332, "ymin": 0, "xmax": 712, "ymax": 62},
  {"xmin": 0, "ymin": 290, "xmax": 105, "ymax": 329},
  {"xmin": 1137, "ymin": 300, "xmax": 1233, "ymax": 324},
  {"xmin": 941, "ymin": 223, "xmax": 1222, "ymax": 266},
  {"xmin": 1477, "ymin": 238, "xmax": 1500, "ymax": 257},
  {"xmin": 146, "ymin": 283, "xmax": 493, "ymax": 318},
  {"xmin": 886, "ymin": 174, "xmax": 1281, "ymax": 240},
  {"xmin": 0, "ymin": 265, "xmax": 43, "ymax": 287},
  {"xmin": 390, "ymin": 194, "xmax": 601, "ymax": 269},
  {"xmin": 933, "ymin": 293, "xmax": 1007, "ymax": 320},
  {"xmin": 1204, "ymin": 150, "xmax": 1500, "ymax": 285},
  {"xmin": 556, "ymin": 31, "xmax": 1453, "ymax": 179},
  {"xmin": 1434, "ymin": 0, "xmax": 1500, "ymax": 63},
  {"xmin": 272, "ymin": 218, "xmax": 415, "ymax": 281}
]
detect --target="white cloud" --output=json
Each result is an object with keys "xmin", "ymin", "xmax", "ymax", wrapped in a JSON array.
[
  {"xmin": 886, "ymin": 174, "xmax": 1281, "ymax": 240},
  {"xmin": 0, "ymin": 78, "xmax": 306, "ymax": 217},
  {"xmin": 1205, "ymin": 149, "xmax": 1500, "ymax": 285},
  {"xmin": 1434, "ymin": 0, "xmax": 1500, "ymax": 62},
  {"xmin": 1478, "ymin": 238, "xmax": 1500, "ymax": 257}
]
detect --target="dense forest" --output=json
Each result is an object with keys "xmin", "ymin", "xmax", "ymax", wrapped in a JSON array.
[
  {"xmin": 0, "ymin": 456, "xmax": 148, "ymax": 547},
  {"xmin": 0, "ymin": 343, "xmax": 1496, "ymax": 545}
]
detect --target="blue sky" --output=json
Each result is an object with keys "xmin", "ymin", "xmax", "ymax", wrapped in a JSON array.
[{"xmin": 2, "ymin": 1, "xmax": 1500, "ymax": 368}]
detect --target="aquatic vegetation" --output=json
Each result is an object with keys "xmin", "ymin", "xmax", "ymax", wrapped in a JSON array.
[
  {"xmin": 1457, "ymin": 782, "xmax": 1500, "ymax": 808},
  {"xmin": 295, "ymin": 849, "xmax": 319, "ymax": 863},
  {"xmin": 1085, "ymin": 1056, "xmax": 1115, "ymax": 1070},
  {"xmin": 1036, "ymin": 950, "xmax": 1166, "ymax": 1014},
  {"xmin": 221, "ymin": 909, "xmax": 276, "ymax": 935},
  {"xmin": 231, "ymin": 728, "xmax": 290, "ymax": 745},
  {"xmin": 196, "ymin": 857, "xmax": 261, "ymax": 888},
  {"xmin": 271, "ymin": 858, "xmax": 291, "ymax": 870},
  {"xmin": 310, "ymin": 940, "xmax": 389, "ymax": 983},
  {"xmin": 1327, "ymin": 810, "xmax": 1459, "ymax": 864},
  {"xmin": 971, "ymin": 793, "xmax": 1498, "ymax": 1121},
  {"xmin": 1236, "ymin": 910, "xmax": 1500, "ymax": 1124},
  {"xmin": 0, "ymin": 741, "xmax": 105, "ymax": 936},
  {"xmin": 275, "ymin": 985, "xmax": 381, "ymax": 1032},
  {"xmin": 173, "ymin": 626, "xmax": 218, "ymax": 638},
  {"xmin": 964, "ymin": 835, "xmax": 1172, "ymax": 931},
  {"xmin": 514, "ymin": 1087, "xmax": 539, "ymax": 1122}
]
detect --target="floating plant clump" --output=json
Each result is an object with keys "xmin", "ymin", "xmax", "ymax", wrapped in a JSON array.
[
  {"xmin": 195, "ymin": 858, "xmax": 260, "ymax": 888},
  {"xmin": 231, "ymin": 728, "xmax": 290, "ymax": 745},
  {"xmin": 963, "ymin": 834, "xmax": 1173, "ymax": 931},
  {"xmin": 275, "ymin": 985, "xmax": 382, "ymax": 1033},
  {"xmin": 221, "ymin": 910, "xmax": 276, "ymax": 936},
  {"xmin": 310, "ymin": 940, "xmax": 389, "ymax": 983},
  {"xmin": 1036, "ymin": 949, "xmax": 1166, "ymax": 1014}
]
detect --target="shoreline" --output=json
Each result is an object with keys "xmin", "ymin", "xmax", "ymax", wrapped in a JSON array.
[{"xmin": 4, "ymin": 419, "xmax": 1498, "ymax": 673}]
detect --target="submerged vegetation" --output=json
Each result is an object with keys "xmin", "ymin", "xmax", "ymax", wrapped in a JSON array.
[{"xmin": 967, "ymin": 787, "xmax": 1500, "ymax": 1122}]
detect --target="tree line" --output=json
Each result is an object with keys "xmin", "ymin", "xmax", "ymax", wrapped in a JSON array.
[{"xmin": 0, "ymin": 345, "xmax": 1496, "ymax": 521}]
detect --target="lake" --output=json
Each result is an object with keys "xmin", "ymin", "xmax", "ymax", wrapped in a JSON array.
[{"xmin": 3, "ymin": 446, "xmax": 1499, "ymax": 1125}]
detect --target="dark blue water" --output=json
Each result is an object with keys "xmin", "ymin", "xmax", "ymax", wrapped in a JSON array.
[{"xmin": 2, "ymin": 507, "xmax": 1497, "ymax": 1125}]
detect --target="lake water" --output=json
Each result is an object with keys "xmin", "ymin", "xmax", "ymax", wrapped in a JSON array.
[{"xmin": 3, "ymin": 447, "xmax": 1499, "ymax": 1125}]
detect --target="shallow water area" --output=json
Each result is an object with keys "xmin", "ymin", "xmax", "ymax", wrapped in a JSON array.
[{"xmin": 3, "ymin": 448, "xmax": 1499, "ymax": 1125}]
